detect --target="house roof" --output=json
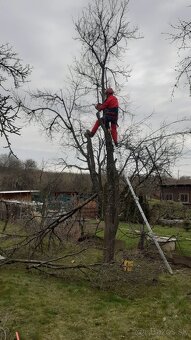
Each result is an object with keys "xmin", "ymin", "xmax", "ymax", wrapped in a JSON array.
[
  {"xmin": 161, "ymin": 184, "xmax": 191, "ymax": 188},
  {"xmin": 0, "ymin": 190, "xmax": 40, "ymax": 194},
  {"xmin": 1, "ymin": 199, "xmax": 43, "ymax": 205},
  {"xmin": 161, "ymin": 177, "xmax": 191, "ymax": 186}
]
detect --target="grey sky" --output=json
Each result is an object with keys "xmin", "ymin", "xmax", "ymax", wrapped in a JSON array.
[{"xmin": 1, "ymin": 0, "xmax": 191, "ymax": 176}]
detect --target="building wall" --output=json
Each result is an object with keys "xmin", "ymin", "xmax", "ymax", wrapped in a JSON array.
[
  {"xmin": 161, "ymin": 185, "xmax": 191, "ymax": 205},
  {"xmin": 81, "ymin": 200, "xmax": 98, "ymax": 219},
  {"xmin": 0, "ymin": 191, "xmax": 98, "ymax": 219},
  {"xmin": 53, "ymin": 192, "xmax": 98, "ymax": 219},
  {"xmin": 0, "ymin": 192, "xmax": 32, "ymax": 201}
]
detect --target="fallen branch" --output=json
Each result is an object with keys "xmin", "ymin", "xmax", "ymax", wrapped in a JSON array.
[
  {"xmin": 0, "ymin": 255, "xmax": 104, "ymax": 271},
  {"xmin": 1, "ymin": 193, "xmax": 98, "ymax": 254}
]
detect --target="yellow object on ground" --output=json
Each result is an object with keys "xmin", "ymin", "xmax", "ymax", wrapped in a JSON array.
[{"xmin": 123, "ymin": 260, "xmax": 134, "ymax": 272}]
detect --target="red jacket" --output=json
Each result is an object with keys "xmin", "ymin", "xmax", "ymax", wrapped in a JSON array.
[{"xmin": 97, "ymin": 94, "xmax": 119, "ymax": 113}]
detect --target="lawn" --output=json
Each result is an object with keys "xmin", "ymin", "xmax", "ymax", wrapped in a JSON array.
[
  {"xmin": 0, "ymin": 221, "xmax": 191, "ymax": 339},
  {"xmin": 0, "ymin": 266, "xmax": 191, "ymax": 340},
  {"xmin": 117, "ymin": 222, "xmax": 191, "ymax": 256}
]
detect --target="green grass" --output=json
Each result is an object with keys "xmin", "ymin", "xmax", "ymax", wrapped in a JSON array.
[
  {"xmin": 0, "ymin": 266, "xmax": 191, "ymax": 339},
  {"xmin": 153, "ymin": 225, "xmax": 191, "ymax": 256},
  {"xmin": 0, "ymin": 221, "xmax": 191, "ymax": 339},
  {"xmin": 117, "ymin": 222, "xmax": 191, "ymax": 256}
]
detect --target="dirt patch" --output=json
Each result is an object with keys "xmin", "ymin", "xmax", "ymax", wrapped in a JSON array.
[{"xmin": 167, "ymin": 254, "xmax": 191, "ymax": 268}]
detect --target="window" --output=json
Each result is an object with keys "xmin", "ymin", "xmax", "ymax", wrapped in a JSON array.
[
  {"xmin": 179, "ymin": 193, "xmax": 189, "ymax": 203},
  {"xmin": 165, "ymin": 193, "xmax": 173, "ymax": 201}
]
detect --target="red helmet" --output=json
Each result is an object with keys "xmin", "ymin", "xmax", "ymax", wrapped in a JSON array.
[{"xmin": 105, "ymin": 87, "xmax": 114, "ymax": 95}]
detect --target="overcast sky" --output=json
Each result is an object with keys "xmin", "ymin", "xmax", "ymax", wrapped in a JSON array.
[{"xmin": 1, "ymin": 0, "xmax": 191, "ymax": 177}]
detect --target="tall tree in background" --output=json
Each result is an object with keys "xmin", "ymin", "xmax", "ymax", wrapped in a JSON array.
[
  {"xmin": 22, "ymin": 0, "xmax": 182, "ymax": 262},
  {"xmin": 169, "ymin": 12, "xmax": 191, "ymax": 95},
  {"xmin": 0, "ymin": 44, "xmax": 31, "ymax": 154}
]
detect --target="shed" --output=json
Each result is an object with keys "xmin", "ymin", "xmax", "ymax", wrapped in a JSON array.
[
  {"xmin": 0, "ymin": 190, "xmax": 40, "ymax": 202},
  {"xmin": 161, "ymin": 183, "xmax": 191, "ymax": 206}
]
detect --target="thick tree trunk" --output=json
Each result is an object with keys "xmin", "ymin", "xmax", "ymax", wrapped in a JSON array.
[
  {"xmin": 103, "ymin": 130, "xmax": 119, "ymax": 262},
  {"xmin": 86, "ymin": 137, "xmax": 103, "ymax": 218},
  {"xmin": 86, "ymin": 114, "xmax": 119, "ymax": 262}
]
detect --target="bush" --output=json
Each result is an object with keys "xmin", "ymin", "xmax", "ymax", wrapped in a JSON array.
[
  {"xmin": 183, "ymin": 219, "xmax": 191, "ymax": 231},
  {"xmin": 148, "ymin": 199, "xmax": 191, "ymax": 224}
]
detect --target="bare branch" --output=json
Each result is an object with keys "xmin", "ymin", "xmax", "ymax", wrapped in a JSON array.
[{"xmin": 0, "ymin": 44, "xmax": 31, "ymax": 153}]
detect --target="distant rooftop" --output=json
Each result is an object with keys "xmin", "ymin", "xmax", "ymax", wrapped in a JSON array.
[
  {"xmin": 161, "ymin": 183, "xmax": 191, "ymax": 187},
  {"xmin": 161, "ymin": 178, "xmax": 191, "ymax": 186},
  {"xmin": 0, "ymin": 190, "xmax": 40, "ymax": 194}
]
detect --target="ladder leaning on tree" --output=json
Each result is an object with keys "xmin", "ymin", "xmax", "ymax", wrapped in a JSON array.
[{"xmin": 125, "ymin": 175, "xmax": 173, "ymax": 275}]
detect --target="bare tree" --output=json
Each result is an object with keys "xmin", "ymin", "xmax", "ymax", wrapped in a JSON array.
[
  {"xmin": 20, "ymin": 0, "xmax": 139, "ymax": 262},
  {"xmin": 0, "ymin": 44, "xmax": 31, "ymax": 154},
  {"xmin": 72, "ymin": 0, "xmax": 140, "ymax": 262},
  {"xmin": 168, "ymin": 14, "xmax": 191, "ymax": 95},
  {"xmin": 20, "ymin": 0, "xmax": 184, "ymax": 263},
  {"xmin": 74, "ymin": 0, "xmax": 139, "ymax": 96}
]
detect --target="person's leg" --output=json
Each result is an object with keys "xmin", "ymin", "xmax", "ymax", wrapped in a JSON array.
[
  {"xmin": 84, "ymin": 119, "xmax": 100, "ymax": 138},
  {"xmin": 91, "ymin": 119, "xmax": 100, "ymax": 135}
]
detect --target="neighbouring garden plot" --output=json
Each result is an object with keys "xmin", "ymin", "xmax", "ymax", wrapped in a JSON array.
[{"xmin": 1, "ymin": 193, "xmax": 191, "ymax": 295}]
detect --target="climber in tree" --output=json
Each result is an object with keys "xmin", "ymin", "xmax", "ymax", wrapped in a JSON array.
[{"xmin": 85, "ymin": 88, "xmax": 119, "ymax": 146}]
